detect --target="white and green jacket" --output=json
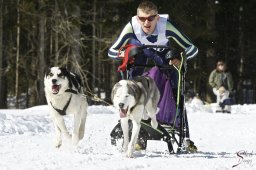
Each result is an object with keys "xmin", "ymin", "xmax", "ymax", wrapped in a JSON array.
[{"xmin": 108, "ymin": 14, "xmax": 198, "ymax": 60}]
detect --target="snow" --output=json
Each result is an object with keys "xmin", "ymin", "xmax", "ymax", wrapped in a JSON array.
[{"xmin": 0, "ymin": 102, "xmax": 256, "ymax": 170}]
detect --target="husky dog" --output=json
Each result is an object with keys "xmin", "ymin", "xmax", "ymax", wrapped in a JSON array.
[
  {"xmin": 111, "ymin": 76, "xmax": 160, "ymax": 157},
  {"xmin": 44, "ymin": 67, "xmax": 88, "ymax": 148}
]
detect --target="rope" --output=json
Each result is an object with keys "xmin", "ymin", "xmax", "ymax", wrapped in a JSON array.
[{"xmin": 82, "ymin": 90, "xmax": 112, "ymax": 106}]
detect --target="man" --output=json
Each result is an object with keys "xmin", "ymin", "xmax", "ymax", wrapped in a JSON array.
[
  {"xmin": 108, "ymin": 1, "xmax": 198, "ymax": 79},
  {"xmin": 209, "ymin": 59, "xmax": 233, "ymax": 113},
  {"xmin": 108, "ymin": 1, "xmax": 198, "ymax": 152}
]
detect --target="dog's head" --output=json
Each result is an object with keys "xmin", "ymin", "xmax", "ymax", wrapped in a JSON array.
[
  {"xmin": 44, "ymin": 67, "xmax": 69, "ymax": 95},
  {"xmin": 111, "ymin": 80, "xmax": 141, "ymax": 118},
  {"xmin": 44, "ymin": 67, "xmax": 82, "ymax": 95}
]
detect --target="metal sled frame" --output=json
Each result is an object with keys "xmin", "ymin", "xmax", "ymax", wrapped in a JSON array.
[{"xmin": 110, "ymin": 45, "xmax": 190, "ymax": 154}]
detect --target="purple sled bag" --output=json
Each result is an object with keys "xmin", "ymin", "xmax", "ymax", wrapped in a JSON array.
[{"xmin": 143, "ymin": 67, "xmax": 177, "ymax": 125}]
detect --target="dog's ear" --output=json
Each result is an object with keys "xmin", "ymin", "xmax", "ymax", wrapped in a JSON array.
[
  {"xmin": 69, "ymin": 72, "xmax": 82, "ymax": 92},
  {"xmin": 111, "ymin": 82, "xmax": 121, "ymax": 102},
  {"xmin": 59, "ymin": 67, "xmax": 82, "ymax": 91},
  {"xmin": 45, "ymin": 67, "xmax": 52, "ymax": 77},
  {"xmin": 59, "ymin": 67, "xmax": 69, "ymax": 75},
  {"xmin": 59, "ymin": 67, "xmax": 73, "ymax": 89},
  {"xmin": 128, "ymin": 82, "xmax": 141, "ymax": 102}
]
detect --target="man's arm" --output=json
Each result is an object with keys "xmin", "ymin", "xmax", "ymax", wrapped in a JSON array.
[
  {"xmin": 108, "ymin": 23, "xmax": 135, "ymax": 59},
  {"xmin": 166, "ymin": 20, "xmax": 198, "ymax": 60}
]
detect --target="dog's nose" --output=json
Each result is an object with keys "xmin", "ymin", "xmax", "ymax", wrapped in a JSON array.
[
  {"xmin": 52, "ymin": 79, "xmax": 57, "ymax": 84},
  {"xmin": 119, "ymin": 103, "xmax": 124, "ymax": 109}
]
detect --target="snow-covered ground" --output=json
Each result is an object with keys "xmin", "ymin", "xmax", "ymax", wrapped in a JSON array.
[{"xmin": 0, "ymin": 102, "xmax": 255, "ymax": 170}]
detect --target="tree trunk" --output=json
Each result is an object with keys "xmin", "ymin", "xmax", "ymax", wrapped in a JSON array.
[
  {"xmin": 15, "ymin": 0, "xmax": 20, "ymax": 108},
  {"xmin": 238, "ymin": 6, "xmax": 244, "ymax": 78},
  {"xmin": 92, "ymin": 0, "xmax": 97, "ymax": 89},
  {"xmin": 70, "ymin": 4, "xmax": 81, "ymax": 73},
  {"xmin": 204, "ymin": 0, "xmax": 217, "ymax": 103},
  {"xmin": 0, "ymin": 0, "xmax": 7, "ymax": 108},
  {"xmin": 38, "ymin": 0, "xmax": 46, "ymax": 104},
  {"xmin": 54, "ymin": 1, "xmax": 59, "ymax": 65}
]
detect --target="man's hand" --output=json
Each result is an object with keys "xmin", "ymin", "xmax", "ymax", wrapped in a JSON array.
[
  {"xmin": 118, "ymin": 50, "xmax": 125, "ymax": 58},
  {"xmin": 169, "ymin": 58, "xmax": 181, "ymax": 68}
]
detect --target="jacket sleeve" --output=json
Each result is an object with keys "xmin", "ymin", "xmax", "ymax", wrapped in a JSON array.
[
  {"xmin": 108, "ymin": 23, "xmax": 135, "ymax": 59},
  {"xmin": 166, "ymin": 20, "xmax": 198, "ymax": 60},
  {"xmin": 209, "ymin": 70, "xmax": 216, "ymax": 88}
]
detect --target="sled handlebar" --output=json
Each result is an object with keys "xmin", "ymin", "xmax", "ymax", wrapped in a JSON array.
[
  {"xmin": 137, "ymin": 45, "xmax": 171, "ymax": 50},
  {"xmin": 117, "ymin": 44, "xmax": 186, "ymax": 73}
]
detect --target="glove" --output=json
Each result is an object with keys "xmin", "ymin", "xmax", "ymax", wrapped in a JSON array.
[
  {"xmin": 165, "ymin": 49, "xmax": 180, "ymax": 62},
  {"xmin": 128, "ymin": 57, "xmax": 135, "ymax": 64},
  {"xmin": 143, "ymin": 49, "xmax": 163, "ymax": 65}
]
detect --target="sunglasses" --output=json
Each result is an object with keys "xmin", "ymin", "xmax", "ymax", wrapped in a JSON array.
[
  {"xmin": 137, "ymin": 15, "xmax": 157, "ymax": 22},
  {"xmin": 218, "ymin": 63, "xmax": 224, "ymax": 66}
]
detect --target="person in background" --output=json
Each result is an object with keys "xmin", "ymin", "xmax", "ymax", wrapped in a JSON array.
[{"xmin": 209, "ymin": 59, "xmax": 233, "ymax": 113}]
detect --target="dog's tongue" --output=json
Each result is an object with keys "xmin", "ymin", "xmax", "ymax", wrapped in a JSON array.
[
  {"xmin": 119, "ymin": 107, "xmax": 128, "ymax": 118},
  {"xmin": 52, "ymin": 85, "xmax": 60, "ymax": 94}
]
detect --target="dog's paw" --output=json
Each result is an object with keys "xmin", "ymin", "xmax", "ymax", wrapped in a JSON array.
[
  {"xmin": 54, "ymin": 139, "xmax": 62, "ymax": 148},
  {"xmin": 126, "ymin": 145, "xmax": 135, "ymax": 158},
  {"xmin": 126, "ymin": 149, "xmax": 134, "ymax": 158},
  {"xmin": 72, "ymin": 134, "xmax": 80, "ymax": 145}
]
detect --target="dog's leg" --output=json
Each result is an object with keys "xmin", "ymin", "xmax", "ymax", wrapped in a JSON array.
[
  {"xmin": 127, "ymin": 119, "xmax": 141, "ymax": 158},
  {"xmin": 78, "ymin": 102, "xmax": 88, "ymax": 140},
  {"xmin": 127, "ymin": 107, "xmax": 143, "ymax": 158},
  {"xmin": 78, "ymin": 111, "xmax": 87, "ymax": 140},
  {"xmin": 73, "ymin": 102, "xmax": 88, "ymax": 146},
  {"xmin": 53, "ymin": 115, "xmax": 71, "ymax": 144},
  {"xmin": 120, "ymin": 117, "xmax": 129, "ymax": 152},
  {"xmin": 146, "ymin": 100, "xmax": 158, "ymax": 129},
  {"xmin": 53, "ymin": 124, "xmax": 62, "ymax": 148},
  {"xmin": 72, "ymin": 110, "xmax": 83, "ymax": 145}
]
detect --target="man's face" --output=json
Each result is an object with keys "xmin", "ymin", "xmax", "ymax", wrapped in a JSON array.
[
  {"xmin": 137, "ymin": 9, "xmax": 159, "ymax": 35},
  {"xmin": 217, "ymin": 62, "xmax": 225, "ymax": 71}
]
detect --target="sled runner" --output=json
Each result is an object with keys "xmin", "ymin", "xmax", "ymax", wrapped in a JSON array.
[{"xmin": 110, "ymin": 44, "xmax": 197, "ymax": 154}]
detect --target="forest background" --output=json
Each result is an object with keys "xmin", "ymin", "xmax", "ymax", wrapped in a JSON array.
[{"xmin": 0, "ymin": 0, "xmax": 255, "ymax": 109}]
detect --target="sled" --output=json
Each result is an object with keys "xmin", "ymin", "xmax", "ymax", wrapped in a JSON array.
[{"xmin": 110, "ymin": 44, "xmax": 196, "ymax": 154}]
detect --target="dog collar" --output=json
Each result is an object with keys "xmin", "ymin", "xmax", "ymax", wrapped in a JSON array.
[
  {"xmin": 65, "ymin": 89, "xmax": 78, "ymax": 94},
  {"xmin": 50, "ymin": 95, "xmax": 72, "ymax": 115}
]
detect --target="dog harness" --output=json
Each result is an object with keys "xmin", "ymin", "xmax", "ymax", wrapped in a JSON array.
[
  {"xmin": 50, "ymin": 89, "xmax": 78, "ymax": 115},
  {"xmin": 64, "ymin": 89, "xmax": 78, "ymax": 94},
  {"xmin": 50, "ymin": 95, "xmax": 72, "ymax": 116}
]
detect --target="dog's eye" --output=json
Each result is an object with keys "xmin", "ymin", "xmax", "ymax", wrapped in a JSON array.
[
  {"xmin": 48, "ymin": 73, "xmax": 53, "ymax": 77},
  {"xmin": 125, "ymin": 95, "xmax": 129, "ymax": 98},
  {"xmin": 58, "ymin": 73, "xmax": 64, "ymax": 78}
]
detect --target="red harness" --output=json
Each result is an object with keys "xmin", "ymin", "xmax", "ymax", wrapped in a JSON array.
[{"xmin": 117, "ymin": 44, "xmax": 137, "ymax": 72}]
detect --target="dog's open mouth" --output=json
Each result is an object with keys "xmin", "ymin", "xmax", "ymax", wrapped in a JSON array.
[
  {"xmin": 52, "ymin": 85, "xmax": 61, "ymax": 94},
  {"xmin": 119, "ymin": 106, "xmax": 129, "ymax": 118}
]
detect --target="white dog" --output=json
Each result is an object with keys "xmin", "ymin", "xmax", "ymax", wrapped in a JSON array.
[
  {"xmin": 111, "ymin": 76, "xmax": 160, "ymax": 157},
  {"xmin": 44, "ymin": 67, "xmax": 88, "ymax": 148}
]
